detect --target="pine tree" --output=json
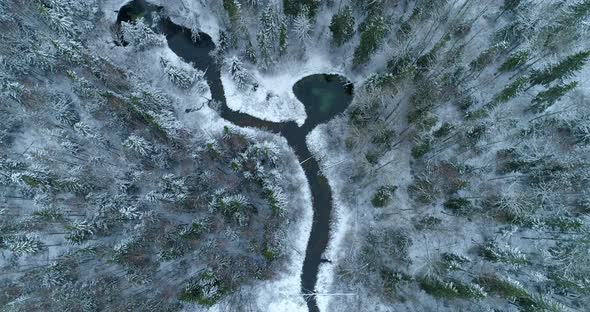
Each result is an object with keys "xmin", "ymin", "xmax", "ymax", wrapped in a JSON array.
[
  {"xmin": 160, "ymin": 57, "xmax": 196, "ymax": 89},
  {"xmin": 371, "ymin": 185, "xmax": 397, "ymax": 207},
  {"xmin": 227, "ymin": 56, "xmax": 253, "ymax": 91},
  {"xmin": 529, "ymin": 50, "xmax": 590, "ymax": 86},
  {"xmin": 329, "ymin": 6, "xmax": 355, "ymax": 46},
  {"xmin": 37, "ymin": 2, "xmax": 74, "ymax": 36},
  {"xmin": 66, "ymin": 220, "xmax": 95, "ymax": 244},
  {"xmin": 279, "ymin": 20, "xmax": 288, "ymax": 55},
  {"xmin": 539, "ymin": 1, "xmax": 590, "ymax": 51},
  {"xmin": 469, "ymin": 41, "xmax": 508, "ymax": 72},
  {"xmin": 558, "ymin": 0, "xmax": 590, "ymax": 27},
  {"xmin": 257, "ymin": 5, "xmax": 279, "ymax": 69},
  {"xmin": 493, "ymin": 76, "xmax": 528, "ymax": 104},
  {"xmin": 530, "ymin": 81, "xmax": 578, "ymax": 113},
  {"xmin": 283, "ymin": 0, "xmax": 319, "ymax": 17},
  {"xmin": 245, "ymin": 39, "xmax": 257, "ymax": 64},
  {"xmin": 257, "ymin": 31, "xmax": 273, "ymax": 70},
  {"xmin": 223, "ymin": 0, "xmax": 240, "ymax": 25},
  {"xmin": 353, "ymin": 15, "xmax": 386, "ymax": 67},
  {"xmin": 480, "ymin": 241, "xmax": 528, "ymax": 266},
  {"xmin": 293, "ymin": 11, "xmax": 312, "ymax": 42},
  {"xmin": 7, "ymin": 235, "xmax": 44, "ymax": 256},
  {"xmin": 260, "ymin": 5, "xmax": 278, "ymax": 42},
  {"xmin": 499, "ymin": 50, "xmax": 530, "ymax": 72},
  {"xmin": 123, "ymin": 135, "xmax": 153, "ymax": 156},
  {"xmin": 121, "ymin": 18, "xmax": 164, "ymax": 51}
]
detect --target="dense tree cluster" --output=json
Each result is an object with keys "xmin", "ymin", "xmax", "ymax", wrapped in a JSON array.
[
  {"xmin": 305, "ymin": 1, "xmax": 590, "ymax": 311},
  {"xmin": 2, "ymin": 0, "xmax": 590, "ymax": 311},
  {"xmin": 0, "ymin": 0, "xmax": 293, "ymax": 310}
]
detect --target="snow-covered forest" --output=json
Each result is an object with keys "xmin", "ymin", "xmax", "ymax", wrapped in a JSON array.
[{"xmin": 1, "ymin": 0, "xmax": 590, "ymax": 311}]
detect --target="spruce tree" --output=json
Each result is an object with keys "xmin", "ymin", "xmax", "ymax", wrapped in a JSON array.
[
  {"xmin": 493, "ymin": 77, "xmax": 528, "ymax": 104},
  {"xmin": 498, "ymin": 50, "xmax": 530, "ymax": 72},
  {"xmin": 223, "ymin": 0, "xmax": 240, "ymax": 25},
  {"xmin": 257, "ymin": 5, "xmax": 279, "ymax": 69},
  {"xmin": 530, "ymin": 81, "xmax": 578, "ymax": 113},
  {"xmin": 283, "ymin": 0, "xmax": 299, "ymax": 16},
  {"xmin": 558, "ymin": 0, "xmax": 590, "ymax": 26},
  {"xmin": 245, "ymin": 40, "xmax": 257, "ymax": 64},
  {"xmin": 228, "ymin": 56, "xmax": 252, "ymax": 91},
  {"xmin": 279, "ymin": 20, "xmax": 288, "ymax": 55},
  {"xmin": 329, "ymin": 6, "xmax": 355, "ymax": 46},
  {"xmin": 283, "ymin": 0, "xmax": 319, "ymax": 17},
  {"xmin": 293, "ymin": 10, "xmax": 312, "ymax": 42},
  {"xmin": 529, "ymin": 50, "xmax": 590, "ymax": 86},
  {"xmin": 353, "ymin": 15, "xmax": 386, "ymax": 67},
  {"xmin": 8, "ymin": 235, "xmax": 44, "ymax": 256},
  {"xmin": 120, "ymin": 18, "xmax": 163, "ymax": 50},
  {"xmin": 160, "ymin": 57, "xmax": 197, "ymax": 89}
]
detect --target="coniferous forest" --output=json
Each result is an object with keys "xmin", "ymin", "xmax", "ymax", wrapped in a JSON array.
[{"xmin": 1, "ymin": 1, "xmax": 590, "ymax": 311}]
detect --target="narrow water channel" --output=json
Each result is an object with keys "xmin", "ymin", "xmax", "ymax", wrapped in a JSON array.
[{"xmin": 117, "ymin": 2, "xmax": 353, "ymax": 311}]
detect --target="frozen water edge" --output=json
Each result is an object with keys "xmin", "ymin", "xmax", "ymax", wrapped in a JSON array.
[
  {"xmin": 100, "ymin": 2, "xmax": 313, "ymax": 310},
  {"xmin": 163, "ymin": 72, "xmax": 314, "ymax": 311},
  {"xmin": 170, "ymin": 58, "xmax": 315, "ymax": 312},
  {"xmin": 222, "ymin": 53, "xmax": 348, "ymax": 126},
  {"xmin": 306, "ymin": 124, "xmax": 354, "ymax": 312}
]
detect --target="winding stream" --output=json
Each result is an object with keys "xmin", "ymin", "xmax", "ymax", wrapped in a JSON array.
[{"xmin": 118, "ymin": 2, "xmax": 353, "ymax": 311}]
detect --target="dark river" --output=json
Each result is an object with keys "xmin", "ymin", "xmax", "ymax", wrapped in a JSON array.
[{"xmin": 117, "ymin": 2, "xmax": 353, "ymax": 311}]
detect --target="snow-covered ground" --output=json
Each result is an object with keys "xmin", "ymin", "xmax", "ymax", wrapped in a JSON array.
[
  {"xmin": 306, "ymin": 123, "xmax": 355, "ymax": 311},
  {"xmin": 96, "ymin": 2, "xmax": 314, "ymax": 311},
  {"xmin": 156, "ymin": 43, "xmax": 314, "ymax": 312},
  {"xmin": 180, "ymin": 107, "xmax": 313, "ymax": 312},
  {"xmin": 307, "ymin": 118, "xmax": 415, "ymax": 312},
  {"xmin": 222, "ymin": 53, "xmax": 350, "ymax": 126}
]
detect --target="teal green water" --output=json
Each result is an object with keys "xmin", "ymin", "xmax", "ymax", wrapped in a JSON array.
[
  {"xmin": 311, "ymin": 87, "xmax": 337, "ymax": 113},
  {"xmin": 293, "ymin": 74, "xmax": 353, "ymax": 127}
]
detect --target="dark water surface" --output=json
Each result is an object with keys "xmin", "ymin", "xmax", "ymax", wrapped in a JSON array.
[{"xmin": 118, "ymin": 2, "xmax": 353, "ymax": 311}]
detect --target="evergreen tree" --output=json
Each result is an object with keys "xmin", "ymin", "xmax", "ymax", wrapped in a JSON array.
[
  {"xmin": 227, "ymin": 56, "xmax": 253, "ymax": 91},
  {"xmin": 493, "ymin": 76, "xmax": 528, "ymax": 104},
  {"xmin": 480, "ymin": 241, "xmax": 528, "ymax": 266},
  {"xmin": 279, "ymin": 20, "xmax": 288, "ymax": 55},
  {"xmin": 223, "ymin": 0, "xmax": 240, "ymax": 25},
  {"xmin": 121, "ymin": 18, "xmax": 164, "ymax": 51},
  {"xmin": 159, "ymin": 57, "xmax": 197, "ymax": 89},
  {"xmin": 283, "ymin": 0, "xmax": 319, "ymax": 17},
  {"xmin": 257, "ymin": 5, "xmax": 279, "ymax": 69},
  {"xmin": 7, "ymin": 235, "xmax": 44, "ymax": 256},
  {"xmin": 530, "ymin": 81, "xmax": 578, "ymax": 113},
  {"xmin": 260, "ymin": 5, "xmax": 279, "ymax": 42},
  {"xmin": 329, "ymin": 6, "xmax": 355, "ymax": 46},
  {"xmin": 529, "ymin": 50, "xmax": 590, "ymax": 86},
  {"xmin": 469, "ymin": 41, "xmax": 508, "ymax": 72},
  {"xmin": 353, "ymin": 15, "xmax": 386, "ymax": 67},
  {"xmin": 293, "ymin": 10, "xmax": 312, "ymax": 42},
  {"xmin": 245, "ymin": 39, "xmax": 257, "ymax": 64},
  {"xmin": 498, "ymin": 50, "xmax": 530, "ymax": 72},
  {"xmin": 371, "ymin": 185, "xmax": 397, "ymax": 207},
  {"xmin": 66, "ymin": 220, "xmax": 95, "ymax": 244},
  {"xmin": 283, "ymin": 0, "xmax": 299, "ymax": 16},
  {"xmin": 123, "ymin": 135, "xmax": 153, "ymax": 156},
  {"xmin": 257, "ymin": 31, "xmax": 273, "ymax": 70},
  {"xmin": 539, "ymin": 1, "xmax": 590, "ymax": 52},
  {"xmin": 558, "ymin": 0, "xmax": 590, "ymax": 27}
]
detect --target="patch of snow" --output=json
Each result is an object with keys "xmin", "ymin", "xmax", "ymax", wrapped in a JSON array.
[
  {"xmin": 222, "ymin": 53, "xmax": 349, "ymax": 126},
  {"xmin": 306, "ymin": 123, "xmax": 355, "ymax": 312}
]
